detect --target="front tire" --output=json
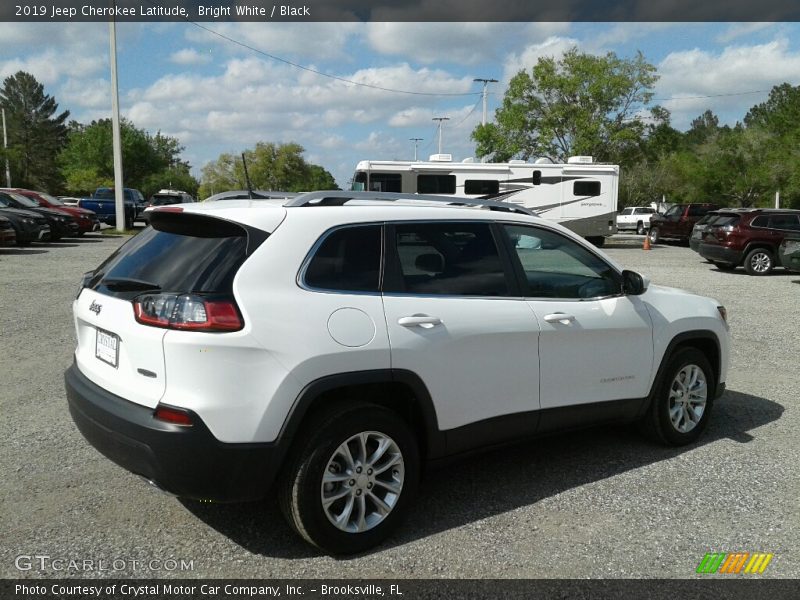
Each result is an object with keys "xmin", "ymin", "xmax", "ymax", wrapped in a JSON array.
[
  {"xmin": 278, "ymin": 403, "xmax": 419, "ymax": 555},
  {"xmin": 636, "ymin": 221, "xmax": 646, "ymax": 235},
  {"xmin": 743, "ymin": 247, "xmax": 774, "ymax": 276},
  {"xmin": 648, "ymin": 227, "xmax": 660, "ymax": 245},
  {"xmin": 641, "ymin": 348, "xmax": 715, "ymax": 446}
]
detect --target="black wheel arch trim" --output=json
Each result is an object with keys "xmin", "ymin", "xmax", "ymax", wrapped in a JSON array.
[
  {"xmin": 640, "ymin": 330, "xmax": 724, "ymax": 418},
  {"xmin": 274, "ymin": 369, "xmax": 446, "ymax": 470}
]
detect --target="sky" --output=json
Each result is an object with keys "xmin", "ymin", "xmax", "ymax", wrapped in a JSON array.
[{"xmin": 1, "ymin": 21, "xmax": 800, "ymax": 190}]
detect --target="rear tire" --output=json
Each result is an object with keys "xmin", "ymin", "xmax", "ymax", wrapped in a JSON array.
[
  {"xmin": 636, "ymin": 221, "xmax": 646, "ymax": 235},
  {"xmin": 640, "ymin": 348, "xmax": 714, "ymax": 446},
  {"xmin": 743, "ymin": 247, "xmax": 774, "ymax": 276},
  {"xmin": 278, "ymin": 402, "xmax": 419, "ymax": 555},
  {"xmin": 648, "ymin": 227, "xmax": 660, "ymax": 245}
]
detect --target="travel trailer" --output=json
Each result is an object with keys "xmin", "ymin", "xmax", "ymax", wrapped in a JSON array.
[{"xmin": 351, "ymin": 155, "xmax": 619, "ymax": 243}]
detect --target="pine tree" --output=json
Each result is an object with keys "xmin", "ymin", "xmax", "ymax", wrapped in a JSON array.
[{"xmin": 0, "ymin": 71, "xmax": 70, "ymax": 191}]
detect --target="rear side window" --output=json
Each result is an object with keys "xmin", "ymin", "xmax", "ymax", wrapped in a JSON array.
[
  {"xmin": 769, "ymin": 214, "xmax": 800, "ymax": 230},
  {"xmin": 417, "ymin": 174, "xmax": 456, "ymax": 195},
  {"xmin": 389, "ymin": 222, "xmax": 508, "ymax": 296},
  {"xmin": 464, "ymin": 179, "xmax": 500, "ymax": 195},
  {"xmin": 751, "ymin": 216, "xmax": 769, "ymax": 228},
  {"xmin": 90, "ymin": 215, "xmax": 254, "ymax": 299},
  {"xmin": 573, "ymin": 181, "xmax": 600, "ymax": 196},
  {"xmin": 304, "ymin": 225, "xmax": 382, "ymax": 292}
]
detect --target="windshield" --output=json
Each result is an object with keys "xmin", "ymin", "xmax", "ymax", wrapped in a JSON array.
[
  {"xmin": 10, "ymin": 192, "xmax": 40, "ymax": 208},
  {"xmin": 37, "ymin": 192, "xmax": 63, "ymax": 205},
  {"xmin": 351, "ymin": 171, "xmax": 367, "ymax": 191}
]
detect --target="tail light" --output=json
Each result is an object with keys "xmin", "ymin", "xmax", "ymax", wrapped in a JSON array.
[
  {"xmin": 154, "ymin": 404, "xmax": 194, "ymax": 426},
  {"xmin": 133, "ymin": 293, "xmax": 243, "ymax": 331}
]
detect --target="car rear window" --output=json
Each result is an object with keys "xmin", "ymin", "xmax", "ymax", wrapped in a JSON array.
[
  {"xmin": 151, "ymin": 195, "xmax": 182, "ymax": 206},
  {"xmin": 712, "ymin": 215, "xmax": 740, "ymax": 227},
  {"xmin": 88, "ymin": 214, "xmax": 262, "ymax": 299}
]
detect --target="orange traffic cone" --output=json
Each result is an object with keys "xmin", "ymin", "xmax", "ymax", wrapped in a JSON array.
[{"xmin": 643, "ymin": 234, "xmax": 651, "ymax": 250}]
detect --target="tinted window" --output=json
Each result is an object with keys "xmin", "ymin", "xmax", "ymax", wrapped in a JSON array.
[
  {"xmin": 751, "ymin": 216, "xmax": 770, "ymax": 228},
  {"xmin": 391, "ymin": 222, "xmax": 508, "ymax": 296},
  {"xmin": 573, "ymin": 181, "xmax": 601, "ymax": 196},
  {"xmin": 769, "ymin": 214, "xmax": 800, "ymax": 230},
  {"xmin": 688, "ymin": 205, "xmax": 716, "ymax": 217},
  {"xmin": 712, "ymin": 215, "xmax": 740, "ymax": 227},
  {"xmin": 369, "ymin": 173, "xmax": 402, "ymax": 193},
  {"xmin": 634, "ymin": 208, "xmax": 655, "ymax": 215},
  {"xmin": 503, "ymin": 225, "xmax": 620, "ymax": 299},
  {"xmin": 305, "ymin": 225, "xmax": 382, "ymax": 292},
  {"xmin": 464, "ymin": 179, "xmax": 500, "ymax": 195},
  {"xmin": 417, "ymin": 174, "xmax": 456, "ymax": 195},
  {"xmin": 90, "ymin": 216, "xmax": 252, "ymax": 299},
  {"xmin": 664, "ymin": 205, "xmax": 683, "ymax": 217},
  {"xmin": 151, "ymin": 195, "xmax": 182, "ymax": 206},
  {"xmin": 620, "ymin": 208, "xmax": 633, "ymax": 215}
]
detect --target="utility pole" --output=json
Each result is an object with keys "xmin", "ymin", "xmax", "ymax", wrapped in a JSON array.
[
  {"xmin": 432, "ymin": 117, "xmax": 449, "ymax": 155},
  {"xmin": 109, "ymin": 12, "xmax": 126, "ymax": 232},
  {"xmin": 473, "ymin": 78, "xmax": 498, "ymax": 126},
  {"xmin": 409, "ymin": 138, "xmax": 423, "ymax": 161},
  {"xmin": 1, "ymin": 108, "xmax": 10, "ymax": 187}
]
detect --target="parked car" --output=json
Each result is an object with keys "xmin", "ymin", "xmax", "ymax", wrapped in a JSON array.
[
  {"xmin": 689, "ymin": 210, "xmax": 725, "ymax": 253},
  {"xmin": 0, "ymin": 205, "xmax": 50, "ymax": 244},
  {"xmin": 697, "ymin": 209, "xmax": 800, "ymax": 275},
  {"xmin": 778, "ymin": 235, "xmax": 800, "ymax": 273},
  {"xmin": 140, "ymin": 189, "xmax": 195, "ymax": 224},
  {"xmin": 66, "ymin": 190, "xmax": 729, "ymax": 555},
  {"xmin": 0, "ymin": 191, "xmax": 77, "ymax": 240},
  {"xmin": 648, "ymin": 203, "xmax": 721, "ymax": 245},
  {"xmin": 617, "ymin": 206, "xmax": 656, "ymax": 235},
  {"xmin": 3, "ymin": 188, "xmax": 100, "ymax": 235},
  {"xmin": 77, "ymin": 187, "xmax": 145, "ymax": 228},
  {"xmin": 0, "ymin": 215, "xmax": 16, "ymax": 246}
]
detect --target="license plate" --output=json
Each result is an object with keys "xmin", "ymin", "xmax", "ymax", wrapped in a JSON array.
[{"xmin": 95, "ymin": 328, "xmax": 120, "ymax": 368}]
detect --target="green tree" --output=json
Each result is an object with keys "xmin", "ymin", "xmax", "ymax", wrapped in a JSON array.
[
  {"xmin": 0, "ymin": 71, "xmax": 69, "ymax": 191},
  {"xmin": 472, "ymin": 48, "xmax": 658, "ymax": 163},
  {"xmin": 198, "ymin": 142, "xmax": 339, "ymax": 198},
  {"xmin": 59, "ymin": 118, "xmax": 187, "ymax": 195}
]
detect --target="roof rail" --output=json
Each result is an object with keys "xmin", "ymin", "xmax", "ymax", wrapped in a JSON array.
[{"xmin": 285, "ymin": 190, "xmax": 537, "ymax": 216}]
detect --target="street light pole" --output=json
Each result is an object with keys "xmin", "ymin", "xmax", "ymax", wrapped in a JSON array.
[
  {"xmin": 1, "ymin": 108, "xmax": 10, "ymax": 187},
  {"xmin": 409, "ymin": 138, "xmax": 423, "ymax": 161},
  {"xmin": 432, "ymin": 117, "xmax": 449, "ymax": 155},
  {"xmin": 109, "ymin": 13, "xmax": 126, "ymax": 232}
]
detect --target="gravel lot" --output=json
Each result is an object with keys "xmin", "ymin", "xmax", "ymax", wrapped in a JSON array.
[{"xmin": 1, "ymin": 232, "xmax": 798, "ymax": 579}]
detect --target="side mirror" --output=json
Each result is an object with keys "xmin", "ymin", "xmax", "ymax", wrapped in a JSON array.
[{"xmin": 622, "ymin": 270, "xmax": 648, "ymax": 295}]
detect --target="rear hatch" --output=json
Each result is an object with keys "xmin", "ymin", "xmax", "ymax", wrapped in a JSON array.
[
  {"xmin": 73, "ymin": 211, "xmax": 270, "ymax": 408},
  {"xmin": 704, "ymin": 214, "xmax": 741, "ymax": 244}
]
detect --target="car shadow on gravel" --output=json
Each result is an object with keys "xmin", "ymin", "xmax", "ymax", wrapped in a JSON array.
[
  {"xmin": 0, "ymin": 248, "xmax": 49, "ymax": 255},
  {"xmin": 181, "ymin": 389, "xmax": 782, "ymax": 559}
]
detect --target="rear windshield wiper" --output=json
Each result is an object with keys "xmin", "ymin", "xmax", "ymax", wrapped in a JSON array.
[{"xmin": 102, "ymin": 277, "xmax": 162, "ymax": 291}]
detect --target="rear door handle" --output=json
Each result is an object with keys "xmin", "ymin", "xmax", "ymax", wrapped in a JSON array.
[
  {"xmin": 543, "ymin": 313, "xmax": 575, "ymax": 324},
  {"xmin": 398, "ymin": 315, "xmax": 442, "ymax": 329}
]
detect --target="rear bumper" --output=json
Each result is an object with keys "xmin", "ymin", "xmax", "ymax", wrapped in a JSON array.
[
  {"xmin": 698, "ymin": 243, "xmax": 743, "ymax": 265},
  {"xmin": 0, "ymin": 229, "xmax": 15, "ymax": 246},
  {"xmin": 65, "ymin": 362, "xmax": 276, "ymax": 502}
]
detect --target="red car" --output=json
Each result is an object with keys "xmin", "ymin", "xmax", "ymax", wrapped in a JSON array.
[{"xmin": 1, "ymin": 188, "xmax": 100, "ymax": 235}]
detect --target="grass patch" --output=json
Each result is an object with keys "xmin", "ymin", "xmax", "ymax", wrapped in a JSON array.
[{"xmin": 100, "ymin": 227, "xmax": 139, "ymax": 236}]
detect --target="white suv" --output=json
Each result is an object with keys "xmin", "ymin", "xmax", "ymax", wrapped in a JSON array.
[{"xmin": 65, "ymin": 191, "xmax": 729, "ymax": 554}]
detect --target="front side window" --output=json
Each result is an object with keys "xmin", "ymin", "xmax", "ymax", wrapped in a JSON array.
[
  {"xmin": 503, "ymin": 225, "xmax": 620, "ymax": 299},
  {"xmin": 417, "ymin": 174, "xmax": 456, "ymax": 195},
  {"xmin": 304, "ymin": 225, "xmax": 382, "ymax": 293},
  {"xmin": 390, "ymin": 222, "xmax": 508, "ymax": 296},
  {"xmin": 369, "ymin": 173, "xmax": 402, "ymax": 193}
]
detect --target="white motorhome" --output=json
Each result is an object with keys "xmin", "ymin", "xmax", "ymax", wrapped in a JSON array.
[{"xmin": 351, "ymin": 155, "xmax": 619, "ymax": 242}]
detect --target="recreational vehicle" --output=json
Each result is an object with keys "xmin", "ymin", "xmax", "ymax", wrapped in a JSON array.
[{"xmin": 351, "ymin": 155, "xmax": 619, "ymax": 243}]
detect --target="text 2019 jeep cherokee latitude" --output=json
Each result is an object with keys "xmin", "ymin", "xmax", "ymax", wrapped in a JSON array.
[{"xmin": 65, "ymin": 191, "xmax": 730, "ymax": 554}]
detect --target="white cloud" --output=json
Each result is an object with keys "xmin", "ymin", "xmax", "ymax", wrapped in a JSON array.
[
  {"xmin": 715, "ymin": 23, "xmax": 775, "ymax": 44},
  {"xmin": 656, "ymin": 38, "xmax": 800, "ymax": 127},
  {"xmin": 502, "ymin": 36, "xmax": 580, "ymax": 83},
  {"xmin": 169, "ymin": 48, "xmax": 212, "ymax": 66}
]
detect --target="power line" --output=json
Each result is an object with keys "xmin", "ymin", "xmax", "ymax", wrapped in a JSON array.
[{"xmin": 186, "ymin": 20, "xmax": 482, "ymax": 98}]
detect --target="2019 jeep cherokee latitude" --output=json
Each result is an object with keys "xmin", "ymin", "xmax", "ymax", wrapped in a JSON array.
[{"xmin": 65, "ymin": 191, "xmax": 730, "ymax": 555}]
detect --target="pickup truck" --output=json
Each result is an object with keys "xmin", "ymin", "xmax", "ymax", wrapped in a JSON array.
[
  {"xmin": 77, "ymin": 187, "xmax": 146, "ymax": 228},
  {"xmin": 648, "ymin": 203, "xmax": 721, "ymax": 245},
  {"xmin": 616, "ymin": 206, "xmax": 656, "ymax": 235}
]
